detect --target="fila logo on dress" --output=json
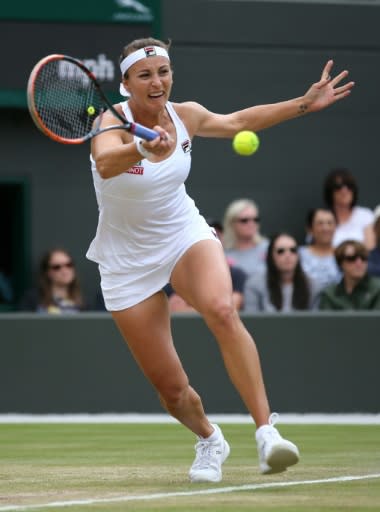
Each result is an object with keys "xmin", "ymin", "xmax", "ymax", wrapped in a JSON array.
[{"xmin": 182, "ymin": 139, "xmax": 191, "ymax": 153}]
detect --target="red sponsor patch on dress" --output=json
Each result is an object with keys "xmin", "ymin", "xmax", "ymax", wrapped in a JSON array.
[{"xmin": 125, "ymin": 166, "xmax": 144, "ymax": 175}]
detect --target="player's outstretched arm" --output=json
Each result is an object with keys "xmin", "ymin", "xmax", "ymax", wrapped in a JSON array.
[{"xmin": 190, "ymin": 60, "xmax": 354, "ymax": 138}]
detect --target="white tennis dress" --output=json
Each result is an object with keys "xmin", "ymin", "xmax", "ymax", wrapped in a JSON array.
[{"xmin": 86, "ymin": 101, "xmax": 217, "ymax": 311}]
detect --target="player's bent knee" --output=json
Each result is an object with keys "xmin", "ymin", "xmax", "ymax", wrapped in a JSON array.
[
  {"xmin": 157, "ymin": 379, "xmax": 190, "ymax": 408},
  {"xmin": 203, "ymin": 300, "xmax": 237, "ymax": 327}
]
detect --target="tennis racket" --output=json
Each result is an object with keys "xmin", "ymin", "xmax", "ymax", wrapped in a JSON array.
[{"xmin": 27, "ymin": 54, "xmax": 159, "ymax": 144}]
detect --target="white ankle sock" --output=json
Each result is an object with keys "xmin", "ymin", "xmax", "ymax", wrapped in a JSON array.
[{"xmin": 200, "ymin": 424, "xmax": 220, "ymax": 442}]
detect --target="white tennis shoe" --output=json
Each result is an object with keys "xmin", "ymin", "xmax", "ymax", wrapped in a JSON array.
[
  {"xmin": 189, "ymin": 424, "xmax": 230, "ymax": 483},
  {"xmin": 256, "ymin": 413, "xmax": 299, "ymax": 474}
]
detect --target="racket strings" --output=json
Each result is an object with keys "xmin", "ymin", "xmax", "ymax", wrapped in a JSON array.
[{"xmin": 33, "ymin": 59, "xmax": 103, "ymax": 141}]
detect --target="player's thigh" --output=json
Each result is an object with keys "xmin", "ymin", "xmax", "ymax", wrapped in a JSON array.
[
  {"xmin": 171, "ymin": 239, "xmax": 233, "ymax": 312},
  {"xmin": 111, "ymin": 291, "xmax": 187, "ymax": 387}
]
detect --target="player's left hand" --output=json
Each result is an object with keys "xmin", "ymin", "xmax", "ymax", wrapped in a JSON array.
[{"xmin": 303, "ymin": 60, "xmax": 355, "ymax": 113}]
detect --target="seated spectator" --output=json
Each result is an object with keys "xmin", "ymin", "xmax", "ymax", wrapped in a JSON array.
[
  {"xmin": 19, "ymin": 248, "xmax": 86, "ymax": 313},
  {"xmin": 223, "ymin": 198, "xmax": 268, "ymax": 277},
  {"xmin": 299, "ymin": 207, "xmax": 341, "ymax": 289},
  {"xmin": 164, "ymin": 219, "xmax": 247, "ymax": 312},
  {"xmin": 368, "ymin": 206, "xmax": 380, "ymax": 277},
  {"xmin": 319, "ymin": 240, "xmax": 380, "ymax": 310},
  {"xmin": 323, "ymin": 168, "xmax": 374, "ymax": 247},
  {"xmin": 244, "ymin": 232, "xmax": 320, "ymax": 313}
]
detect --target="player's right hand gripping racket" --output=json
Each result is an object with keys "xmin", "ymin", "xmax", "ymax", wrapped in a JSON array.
[{"xmin": 27, "ymin": 54, "xmax": 159, "ymax": 144}]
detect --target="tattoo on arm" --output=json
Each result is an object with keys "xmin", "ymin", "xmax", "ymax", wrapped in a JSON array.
[{"xmin": 299, "ymin": 104, "xmax": 308, "ymax": 114}]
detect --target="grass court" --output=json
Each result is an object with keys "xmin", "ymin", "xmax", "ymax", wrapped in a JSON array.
[{"xmin": 1, "ymin": 422, "xmax": 379, "ymax": 511}]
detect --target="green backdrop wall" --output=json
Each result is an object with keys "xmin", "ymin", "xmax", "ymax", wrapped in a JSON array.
[{"xmin": 1, "ymin": 313, "xmax": 379, "ymax": 414}]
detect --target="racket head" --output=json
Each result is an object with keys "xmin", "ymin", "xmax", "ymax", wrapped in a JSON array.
[{"xmin": 27, "ymin": 54, "xmax": 107, "ymax": 144}]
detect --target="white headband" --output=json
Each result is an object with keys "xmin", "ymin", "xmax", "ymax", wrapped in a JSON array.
[
  {"xmin": 119, "ymin": 46, "xmax": 170, "ymax": 97},
  {"xmin": 120, "ymin": 46, "xmax": 170, "ymax": 75}
]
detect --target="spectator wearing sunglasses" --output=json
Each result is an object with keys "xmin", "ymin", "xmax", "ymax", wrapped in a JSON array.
[
  {"xmin": 244, "ymin": 233, "xmax": 319, "ymax": 313},
  {"xmin": 323, "ymin": 168, "xmax": 374, "ymax": 248},
  {"xmin": 223, "ymin": 198, "xmax": 269, "ymax": 278},
  {"xmin": 18, "ymin": 248, "xmax": 86, "ymax": 313},
  {"xmin": 319, "ymin": 240, "xmax": 380, "ymax": 310},
  {"xmin": 299, "ymin": 207, "xmax": 341, "ymax": 289}
]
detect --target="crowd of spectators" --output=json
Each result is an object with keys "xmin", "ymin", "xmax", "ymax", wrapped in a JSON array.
[
  {"xmin": 5, "ymin": 168, "xmax": 380, "ymax": 315},
  {"xmin": 166, "ymin": 168, "xmax": 380, "ymax": 313}
]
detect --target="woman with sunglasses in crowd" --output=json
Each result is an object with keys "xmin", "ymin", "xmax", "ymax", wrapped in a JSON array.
[
  {"xmin": 223, "ymin": 198, "xmax": 268, "ymax": 278},
  {"xmin": 18, "ymin": 248, "xmax": 86, "ymax": 313},
  {"xmin": 244, "ymin": 232, "xmax": 320, "ymax": 312},
  {"xmin": 319, "ymin": 240, "xmax": 380, "ymax": 310},
  {"xmin": 323, "ymin": 168, "xmax": 374, "ymax": 248}
]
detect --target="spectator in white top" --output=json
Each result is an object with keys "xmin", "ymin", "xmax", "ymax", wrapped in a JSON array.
[
  {"xmin": 323, "ymin": 168, "xmax": 374, "ymax": 248},
  {"xmin": 223, "ymin": 198, "xmax": 268, "ymax": 278},
  {"xmin": 299, "ymin": 207, "xmax": 341, "ymax": 289}
]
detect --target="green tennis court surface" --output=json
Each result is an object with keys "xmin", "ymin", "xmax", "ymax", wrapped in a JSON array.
[{"xmin": 1, "ymin": 423, "xmax": 379, "ymax": 511}]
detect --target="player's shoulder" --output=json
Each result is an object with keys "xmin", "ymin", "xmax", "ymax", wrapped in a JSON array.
[
  {"xmin": 110, "ymin": 102, "xmax": 124, "ymax": 118},
  {"xmin": 171, "ymin": 101, "xmax": 211, "ymax": 136},
  {"xmin": 172, "ymin": 100, "xmax": 207, "ymax": 115},
  {"xmin": 171, "ymin": 101, "xmax": 207, "ymax": 138},
  {"xmin": 97, "ymin": 103, "xmax": 123, "ymax": 126}
]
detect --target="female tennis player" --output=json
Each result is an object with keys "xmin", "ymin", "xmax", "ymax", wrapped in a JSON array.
[{"xmin": 87, "ymin": 37, "xmax": 354, "ymax": 483}]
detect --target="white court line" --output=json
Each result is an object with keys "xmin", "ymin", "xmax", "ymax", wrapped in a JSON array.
[
  {"xmin": 1, "ymin": 474, "xmax": 380, "ymax": 511},
  {"xmin": 1, "ymin": 413, "xmax": 380, "ymax": 424}
]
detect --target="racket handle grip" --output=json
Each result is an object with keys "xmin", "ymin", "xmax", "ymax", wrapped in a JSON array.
[{"xmin": 131, "ymin": 123, "xmax": 159, "ymax": 141}]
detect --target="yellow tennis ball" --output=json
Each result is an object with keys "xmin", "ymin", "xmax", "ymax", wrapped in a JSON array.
[
  {"xmin": 232, "ymin": 131, "xmax": 260, "ymax": 156},
  {"xmin": 87, "ymin": 105, "xmax": 95, "ymax": 115}
]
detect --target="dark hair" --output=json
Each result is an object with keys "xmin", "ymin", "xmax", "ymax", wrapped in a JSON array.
[
  {"xmin": 38, "ymin": 248, "xmax": 84, "ymax": 308},
  {"xmin": 305, "ymin": 207, "xmax": 335, "ymax": 229},
  {"xmin": 323, "ymin": 168, "xmax": 358, "ymax": 210},
  {"xmin": 266, "ymin": 233, "xmax": 310, "ymax": 310},
  {"xmin": 334, "ymin": 240, "xmax": 368, "ymax": 269},
  {"xmin": 119, "ymin": 37, "xmax": 171, "ymax": 78}
]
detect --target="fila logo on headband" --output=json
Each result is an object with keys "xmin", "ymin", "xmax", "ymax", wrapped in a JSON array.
[{"xmin": 144, "ymin": 47, "xmax": 158, "ymax": 57}]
